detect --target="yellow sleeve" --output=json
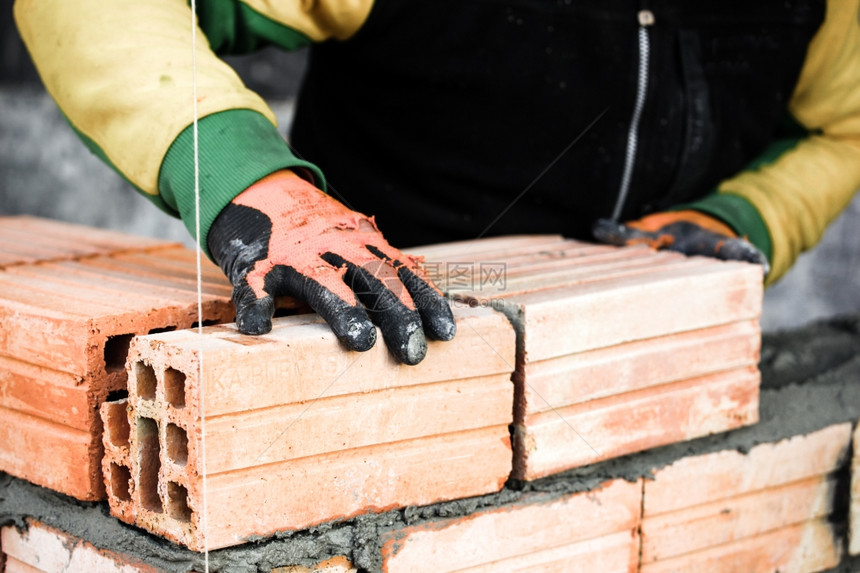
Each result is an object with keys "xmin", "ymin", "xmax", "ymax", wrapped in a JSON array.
[
  {"xmin": 13, "ymin": 0, "xmax": 372, "ymax": 198},
  {"xmin": 716, "ymin": 0, "xmax": 860, "ymax": 281}
]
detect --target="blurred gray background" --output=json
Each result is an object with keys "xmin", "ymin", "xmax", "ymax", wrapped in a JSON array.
[{"xmin": 2, "ymin": 7, "xmax": 859, "ymax": 332}]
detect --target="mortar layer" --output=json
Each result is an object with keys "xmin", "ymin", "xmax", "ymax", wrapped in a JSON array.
[{"xmin": 2, "ymin": 315, "xmax": 859, "ymax": 572}]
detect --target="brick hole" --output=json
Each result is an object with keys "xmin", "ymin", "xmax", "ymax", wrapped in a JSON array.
[
  {"xmin": 166, "ymin": 423, "xmax": 188, "ymax": 466},
  {"xmin": 137, "ymin": 417, "xmax": 162, "ymax": 513},
  {"xmin": 149, "ymin": 325, "xmax": 177, "ymax": 335},
  {"xmin": 190, "ymin": 319, "xmax": 220, "ymax": 328},
  {"xmin": 105, "ymin": 402, "xmax": 130, "ymax": 447},
  {"xmin": 167, "ymin": 482, "xmax": 192, "ymax": 523},
  {"xmin": 104, "ymin": 333, "xmax": 134, "ymax": 372},
  {"xmin": 164, "ymin": 368, "xmax": 186, "ymax": 408},
  {"xmin": 106, "ymin": 389, "xmax": 129, "ymax": 401},
  {"xmin": 110, "ymin": 463, "xmax": 132, "ymax": 501},
  {"xmin": 134, "ymin": 362, "xmax": 157, "ymax": 401}
]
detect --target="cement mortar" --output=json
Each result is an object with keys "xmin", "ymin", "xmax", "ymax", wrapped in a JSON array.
[{"xmin": 2, "ymin": 314, "xmax": 860, "ymax": 572}]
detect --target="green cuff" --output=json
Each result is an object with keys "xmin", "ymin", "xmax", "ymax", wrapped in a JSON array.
[
  {"xmin": 674, "ymin": 192, "xmax": 773, "ymax": 263},
  {"xmin": 158, "ymin": 109, "xmax": 325, "ymax": 258}
]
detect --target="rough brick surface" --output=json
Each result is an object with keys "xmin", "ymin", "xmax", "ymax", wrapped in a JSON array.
[
  {"xmin": 1, "ymin": 520, "xmax": 161, "ymax": 573},
  {"xmin": 851, "ymin": 423, "xmax": 860, "ymax": 556},
  {"xmin": 380, "ymin": 478, "xmax": 641, "ymax": 573},
  {"xmin": 101, "ymin": 306, "xmax": 516, "ymax": 551},
  {"xmin": 0, "ymin": 215, "xmax": 176, "ymax": 269},
  {"xmin": 641, "ymin": 424, "xmax": 851, "ymax": 572},
  {"xmin": 514, "ymin": 367, "xmax": 760, "ymax": 480},
  {"xmin": 0, "ymin": 229, "xmax": 234, "ymax": 500},
  {"xmin": 414, "ymin": 236, "xmax": 763, "ymax": 480},
  {"xmin": 639, "ymin": 518, "xmax": 842, "ymax": 573}
]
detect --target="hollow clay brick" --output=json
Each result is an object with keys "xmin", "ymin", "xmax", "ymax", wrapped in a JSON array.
[
  {"xmin": 0, "ymin": 241, "xmax": 234, "ymax": 500},
  {"xmin": 102, "ymin": 305, "xmax": 516, "ymax": 551},
  {"xmin": 851, "ymin": 423, "xmax": 860, "ymax": 556},
  {"xmin": 0, "ymin": 215, "xmax": 176, "ymax": 269},
  {"xmin": 519, "ymin": 320, "xmax": 760, "ymax": 414},
  {"xmin": 643, "ymin": 424, "xmax": 852, "ymax": 516},
  {"xmin": 641, "ymin": 424, "xmax": 852, "ymax": 572},
  {"xmin": 450, "ymin": 529, "xmax": 639, "ymax": 573},
  {"xmin": 380, "ymin": 478, "xmax": 641, "ymax": 573},
  {"xmin": 642, "ymin": 475, "xmax": 839, "ymax": 563},
  {"xmin": 639, "ymin": 518, "xmax": 842, "ymax": 573},
  {"xmin": 413, "ymin": 237, "xmax": 763, "ymax": 482},
  {"xmin": 1, "ymin": 519, "xmax": 162, "ymax": 573},
  {"xmin": 513, "ymin": 367, "xmax": 760, "ymax": 480},
  {"xmin": 0, "ymin": 405, "xmax": 95, "ymax": 499},
  {"xmin": 507, "ymin": 260, "xmax": 762, "ymax": 362}
]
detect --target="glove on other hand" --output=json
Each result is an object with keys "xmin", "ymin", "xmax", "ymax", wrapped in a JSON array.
[{"xmin": 593, "ymin": 210, "xmax": 770, "ymax": 277}]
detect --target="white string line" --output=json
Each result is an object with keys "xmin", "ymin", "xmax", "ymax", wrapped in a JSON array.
[{"xmin": 189, "ymin": 1, "xmax": 210, "ymax": 570}]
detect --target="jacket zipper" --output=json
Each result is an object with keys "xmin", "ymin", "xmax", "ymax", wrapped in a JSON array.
[{"xmin": 611, "ymin": 9, "xmax": 655, "ymax": 221}]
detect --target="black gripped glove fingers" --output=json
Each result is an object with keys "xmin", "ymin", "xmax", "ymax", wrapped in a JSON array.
[
  {"xmin": 592, "ymin": 215, "xmax": 770, "ymax": 278},
  {"xmin": 231, "ymin": 264, "xmax": 379, "ymax": 352},
  {"xmin": 206, "ymin": 170, "xmax": 456, "ymax": 365},
  {"xmin": 322, "ymin": 252, "xmax": 428, "ymax": 365},
  {"xmin": 364, "ymin": 244, "xmax": 457, "ymax": 342}
]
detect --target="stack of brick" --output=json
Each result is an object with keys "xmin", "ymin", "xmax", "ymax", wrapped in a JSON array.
[
  {"xmin": 0, "ymin": 216, "xmax": 235, "ymax": 500},
  {"xmin": 377, "ymin": 426, "xmax": 854, "ymax": 573},
  {"xmin": 410, "ymin": 235, "xmax": 763, "ymax": 480},
  {"xmin": 99, "ymin": 306, "xmax": 516, "ymax": 550}
]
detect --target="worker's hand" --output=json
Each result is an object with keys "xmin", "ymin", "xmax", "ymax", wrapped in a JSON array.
[
  {"xmin": 207, "ymin": 170, "xmax": 456, "ymax": 365},
  {"xmin": 592, "ymin": 210, "xmax": 770, "ymax": 277}
]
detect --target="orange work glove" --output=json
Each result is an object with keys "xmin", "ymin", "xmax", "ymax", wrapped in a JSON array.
[
  {"xmin": 207, "ymin": 170, "xmax": 456, "ymax": 365},
  {"xmin": 592, "ymin": 211, "xmax": 769, "ymax": 277}
]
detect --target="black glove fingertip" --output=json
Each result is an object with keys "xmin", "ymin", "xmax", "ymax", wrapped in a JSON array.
[
  {"xmin": 235, "ymin": 295, "xmax": 275, "ymax": 335},
  {"xmin": 592, "ymin": 218, "xmax": 630, "ymax": 245}
]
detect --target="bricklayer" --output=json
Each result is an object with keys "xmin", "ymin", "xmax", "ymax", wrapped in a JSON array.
[{"xmin": 101, "ymin": 306, "xmax": 516, "ymax": 550}]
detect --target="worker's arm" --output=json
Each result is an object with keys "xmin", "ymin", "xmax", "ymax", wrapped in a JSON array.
[
  {"xmin": 14, "ymin": 0, "xmax": 456, "ymax": 364},
  {"xmin": 597, "ymin": 0, "xmax": 860, "ymax": 284}
]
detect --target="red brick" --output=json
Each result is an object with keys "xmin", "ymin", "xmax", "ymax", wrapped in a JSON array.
[
  {"xmin": 0, "ymin": 241, "xmax": 234, "ymax": 500},
  {"xmin": 0, "ymin": 215, "xmax": 176, "ymax": 269},
  {"xmin": 851, "ymin": 423, "xmax": 860, "ymax": 556},
  {"xmin": 1, "ymin": 519, "xmax": 162, "ymax": 572},
  {"xmin": 643, "ymin": 424, "xmax": 852, "ymax": 516},
  {"xmin": 380, "ymin": 478, "xmax": 641, "ymax": 573},
  {"xmin": 509, "ymin": 259, "xmax": 761, "ymax": 362},
  {"xmin": 520, "ymin": 320, "xmax": 760, "ymax": 414},
  {"xmin": 0, "ymin": 405, "xmax": 96, "ymax": 498},
  {"xmin": 642, "ymin": 475, "xmax": 839, "ymax": 563},
  {"xmin": 102, "ymin": 306, "xmax": 516, "ymax": 550},
  {"xmin": 513, "ymin": 367, "xmax": 759, "ymax": 480},
  {"xmin": 415, "ymin": 237, "xmax": 763, "ymax": 481},
  {"xmin": 641, "ymin": 424, "xmax": 852, "ymax": 572},
  {"xmin": 203, "ymin": 374, "xmax": 513, "ymax": 473},
  {"xmin": 449, "ymin": 529, "xmax": 639, "ymax": 573},
  {"xmin": 639, "ymin": 517, "xmax": 842, "ymax": 573}
]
